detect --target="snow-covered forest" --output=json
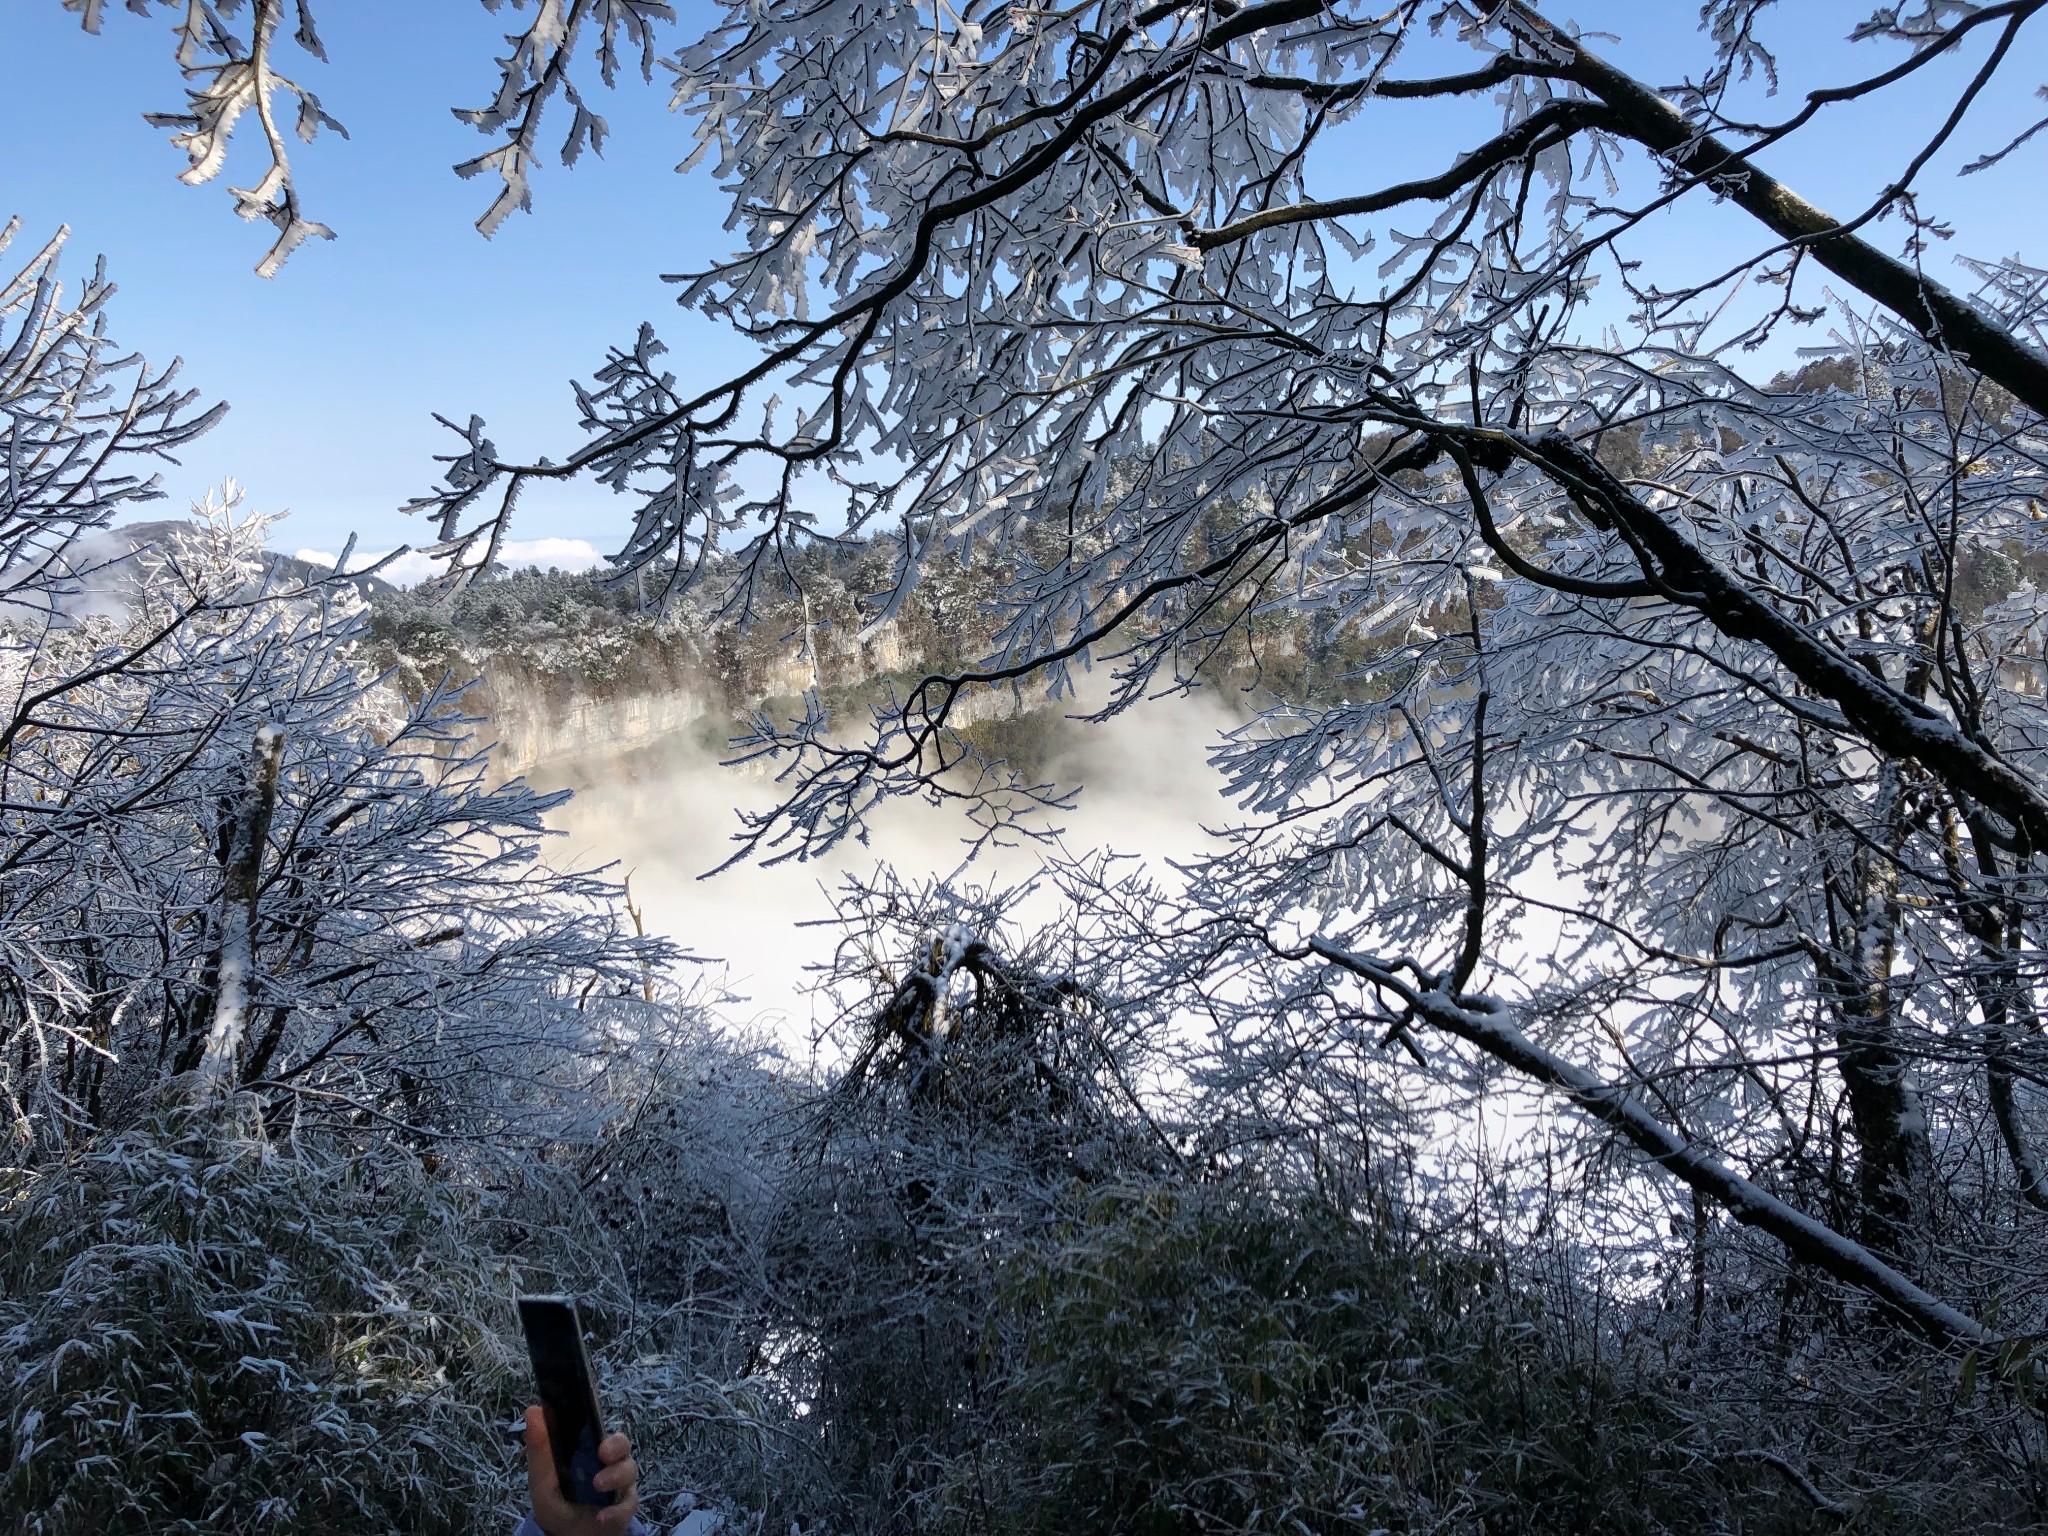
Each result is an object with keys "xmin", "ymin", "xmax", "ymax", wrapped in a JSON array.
[{"xmin": 9, "ymin": 1, "xmax": 2048, "ymax": 1532}]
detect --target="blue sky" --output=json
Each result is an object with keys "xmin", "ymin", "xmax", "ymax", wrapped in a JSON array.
[
  {"xmin": 3, "ymin": 1, "xmax": 2043, "ymax": 573},
  {"xmin": 4, "ymin": 0, "xmax": 750, "ymax": 571}
]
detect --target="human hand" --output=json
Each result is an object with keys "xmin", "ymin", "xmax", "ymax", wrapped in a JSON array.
[{"xmin": 523, "ymin": 1404, "xmax": 641, "ymax": 1535}]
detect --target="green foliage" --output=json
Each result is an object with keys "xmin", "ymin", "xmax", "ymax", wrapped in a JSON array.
[{"xmin": 954, "ymin": 1184, "xmax": 1769, "ymax": 1536}]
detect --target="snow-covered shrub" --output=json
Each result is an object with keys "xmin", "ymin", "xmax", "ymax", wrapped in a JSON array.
[
  {"xmin": 0, "ymin": 1007, "xmax": 808, "ymax": 1536},
  {"xmin": 1, "ymin": 1107, "xmax": 525, "ymax": 1533},
  {"xmin": 0, "ymin": 492, "xmax": 668, "ymax": 1152},
  {"xmin": 520, "ymin": 1012, "xmax": 813, "ymax": 1532}
]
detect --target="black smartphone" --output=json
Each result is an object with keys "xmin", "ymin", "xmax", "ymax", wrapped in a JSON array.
[{"xmin": 518, "ymin": 1294, "xmax": 615, "ymax": 1508}]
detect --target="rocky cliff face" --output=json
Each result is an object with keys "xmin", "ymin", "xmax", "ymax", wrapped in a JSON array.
[
  {"xmin": 454, "ymin": 640, "xmax": 786, "ymax": 778},
  {"xmin": 460, "ymin": 628, "xmax": 1046, "ymax": 778},
  {"xmin": 490, "ymin": 670, "xmax": 719, "ymax": 772}
]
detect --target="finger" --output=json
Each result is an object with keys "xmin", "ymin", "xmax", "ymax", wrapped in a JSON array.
[
  {"xmin": 522, "ymin": 1406, "xmax": 562, "ymax": 1502},
  {"xmin": 598, "ymin": 1487, "xmax": 641, "ymax": 1532},
  {"xmin": 594, "ymin": 1455, "xmax": 640, "ymax": 1495},
  {"xmin": 597, "ymin": 1431, "xmax": 632, "ymax": 1464}
]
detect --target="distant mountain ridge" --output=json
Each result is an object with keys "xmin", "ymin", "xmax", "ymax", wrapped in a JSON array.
[{"xmin": 114, "ymin": 518, "xmax": 400, "ymax": 601}]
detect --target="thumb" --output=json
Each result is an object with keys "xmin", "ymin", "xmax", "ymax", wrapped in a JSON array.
[{"xmin": 524, "ymin": 1405, "xmax": 562, "ymax": 1503}]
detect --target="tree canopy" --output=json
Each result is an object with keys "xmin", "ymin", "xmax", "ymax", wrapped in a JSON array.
[{"xmin": 20, "ymin": 1, "xmax": 2048, "ymax": 1528}]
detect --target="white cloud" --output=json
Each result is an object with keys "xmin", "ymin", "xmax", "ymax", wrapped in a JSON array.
[
  {"xmin": 291, "ymin": 537, "xmax": 607, "ymax": 587},
  {"xmin": 496, "ymin": 537, "xmax": 609, "ymax": 571}
]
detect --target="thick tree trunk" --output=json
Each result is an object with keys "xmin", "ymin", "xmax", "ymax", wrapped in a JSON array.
[
  {"xmin": 1822, "ymin": 959, "xmax": 1936, "ymax": 1259},
  {"xmin": 1812, "ymin": 772, "xmax": 1936, "ymax": 1264},
  {"xmin": 195, "ymin": 725, "xmax": 285, "ymax": 1094}
]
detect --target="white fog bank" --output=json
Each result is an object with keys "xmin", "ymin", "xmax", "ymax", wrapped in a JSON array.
[{"xmin": 526, "ymin": 691, "xmax": 1246, "ymax": 1043}]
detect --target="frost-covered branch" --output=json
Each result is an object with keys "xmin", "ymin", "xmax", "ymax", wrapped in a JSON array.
[
  {"xmin": 67, "ymin": 0, "xmax": 346, "ymax": 274},
  {"xmin": 0, "ymin": 220, "xmax": 223, "ymax": 572},
  {"xmin": 453, "ymin": 0, "xmax": 678, "ymax": 237},
  {"xmin": 1305, "ymin": 936, "xmax": 2002, "ymax": 1353}
]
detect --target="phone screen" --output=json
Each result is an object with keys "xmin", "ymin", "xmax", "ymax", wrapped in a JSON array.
[{"xmin": 518, "ymin": 1295, "xmax": 615, "ymax": 1508}]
